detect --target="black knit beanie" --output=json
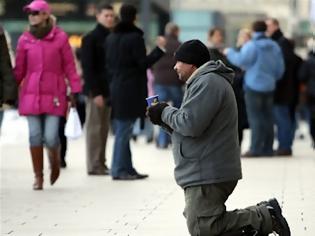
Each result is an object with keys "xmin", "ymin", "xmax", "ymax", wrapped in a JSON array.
[
  {"xmin": 175, "ymin": 40, "xmax": 210, "ymax": 67},
  {"xmin": 120, "ymin": 4, "xmax": 137, "ymax": 23}
]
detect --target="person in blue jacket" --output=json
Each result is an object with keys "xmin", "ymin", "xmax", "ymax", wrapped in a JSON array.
[{"xmin": 226, "ymin": 20, "xmax": 284, "ymax": 157}]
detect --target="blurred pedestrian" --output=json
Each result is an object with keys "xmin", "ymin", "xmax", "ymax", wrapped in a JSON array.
[
  {"xmin": 266, "ymin": 18, "xmax": 302, "ymax": 156},
  {"xmin": 0, "ymin": 25, "xmax": 17, "ymax": 130},
  {"xmin": 152, "ymin": 22, "xmax": 183, "ymax": 149},
  {"xmin": 147, "ymin": 39, "xmax": 290, "ymax": 236},
  {"xmin": 132, "ymin": 69, "xmax": 155, "ymax": 143},
  {"xmin": 226, "ymin": 21, "xmax": 284, "ymax": 157},
  {"xmin": 230, "ymin": 28, "xmax": 252, "ymax": 146},
  {"xmin": 81, "ymin": 3, "xmax": 115, "ymax": 175},
  {"xmin": 207, "ymin": 27, "xmax": 250, "ymax": 146},
  {"xmin": 14, "ymin": 0, "xmax": 82, "ymax": 190},
  {"xmin": 105, "ymin": 4, "xmax": 165, "ymax": 180},
  {"xmin": 207, "ymin": 27, "xmax": 225, "ymax": 60},
  {"xmin": 299, "ymin": 39, "xmax": 315, "ymax": 149}
]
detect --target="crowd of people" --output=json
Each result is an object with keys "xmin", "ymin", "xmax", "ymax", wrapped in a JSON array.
[
  {"xmin": 0, "ymin": 0, "xmax": 314, "ymax": 187},
  {"xmin": 2, "ymin": 0, "xmax": 315, "ymax": 235},
  {"xmin": 0, "ymin": 0, "xmax": 314, "ymax": 185}
]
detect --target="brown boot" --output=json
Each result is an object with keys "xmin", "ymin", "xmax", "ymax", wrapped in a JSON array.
[
  {"xmin": 30, "ymin": 146, "xmax": 44, "ymax": 190},
  {"xmin": 47, "ymin": 147, "xmax": 60, "ymax": 185}
]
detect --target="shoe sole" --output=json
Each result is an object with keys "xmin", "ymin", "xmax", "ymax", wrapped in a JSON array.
[{"xmin": 268, "ymin": 198, "xmax": 291, "ymax": 236}]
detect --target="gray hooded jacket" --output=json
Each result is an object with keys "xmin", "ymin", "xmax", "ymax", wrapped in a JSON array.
[{"xmin": 162, "ymin": 61, "xmax": 242, "ymax": 189}]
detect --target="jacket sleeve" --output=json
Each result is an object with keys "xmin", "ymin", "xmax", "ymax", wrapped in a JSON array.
[
  {"xmin": 61, "ymin": 35, "xmax": 82, "ymax": 94},
  {"xmin": 161, "ymin": 78, "xmax": 224, "ymax": 137},
  {"xmin": 13, "ymin": 36, "xmax": 27, "ymax": 85},
  {"xmin": 227, "ymin": 42, "xmax": 256, "ymax": 70},
  {"xmin": 0, "ymin": 32, "xmax": 17, "ymax": 102},
  {"xmin": 274, "ymin": 46, "xmax": 285, "ymax": 80},
  {"xmin": 81, "ymin": 34, "xmax": 103, "ymax": 97},
  {"xmin": 131, "ymin": 35, "xmax": 164, "ymax": 71},
  {"xmin": 298, "ymin": 61, "xmax": 309, "ymax": 83}
]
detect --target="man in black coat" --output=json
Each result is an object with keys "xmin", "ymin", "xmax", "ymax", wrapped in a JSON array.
[
  {"xmin": 266, "ymin": 18, "xmax": 301, "ymax": 156},
  {"xmin": 299, "ymin": 48, "xmax": 315, "ymax": 148},
  {"xmin": 106, "ymin": 4, "xmax": 165, "ymax": 180},
  {"xmin": 81, "ymin": 3, "xmax": 115, "ymax": 175},
  {"xmin": 0, "ymin": 25, "xmax": 17, "ymax": 129}
]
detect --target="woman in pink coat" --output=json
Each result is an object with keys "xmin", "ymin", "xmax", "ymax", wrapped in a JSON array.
[{"xmin": 14, "ymin": 0, "xmax": 82, "ymax": 190}]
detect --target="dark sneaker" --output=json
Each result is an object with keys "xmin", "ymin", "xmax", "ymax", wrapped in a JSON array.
[
  {"xmin": 265, "ymin": 198, "xmax": 291, "ymax": 236},
  {"xmin": 241, "ymin": 151, "xmax": 261, "ymax": 158},
  {"xmin": 274, "ymin": 149, "xmax": 292, "ymax": 156},
  {"xmin": 88, "ymin": 169, "xmax": 109, "ymax": 175},
  {"xmin": 112, "ymin": 173, "xmax": 148, "ymax": 180},
  {"xmin": 132, "ymin": 173, "xmax": 149, "ymax": 179}
]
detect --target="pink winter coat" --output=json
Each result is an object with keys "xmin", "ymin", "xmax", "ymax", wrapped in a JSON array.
[{"xmin": 14, "ymin": 26, "xmax": 82, "ymax": 117}]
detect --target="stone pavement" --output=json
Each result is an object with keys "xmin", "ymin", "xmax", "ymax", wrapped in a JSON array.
[{"xmin": 1, "ymin": 110, "xmax": 315, "ymax": 236}]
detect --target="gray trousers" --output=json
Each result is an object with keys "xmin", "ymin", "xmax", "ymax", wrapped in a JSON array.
[
  {"xmin": 184, "ymin": 181, "xmax": 273, "ymax": 236},
  {"xmin": 85, "ymin": 97, "xmax": 111, "ymax": 173}
]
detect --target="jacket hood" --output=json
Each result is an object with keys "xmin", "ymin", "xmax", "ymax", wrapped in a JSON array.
[
  {"xmin": 187, "ymin": 60, "xmax": 234, "ymax": 85},
  {"xmin": 113, "ymin": 21, "xmax": 143, "ymax": 35},
  {"xmin": 253, "ymin": 32, "xmax": 276, "ymax": 51}
]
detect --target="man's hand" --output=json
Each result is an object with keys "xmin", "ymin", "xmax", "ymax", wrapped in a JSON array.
[
  {"xmin": 69, "ymin": 94, "xmax": 77, "ymax": 107},
  {"xmin": 93, "ymin": 95, "xmax": 105, "ymax": 108},
  {"xmin": 147, "ymin": 102, "xmax": 169, "ymax": 125},
  {"xmin": 156, "ymin": 36, "xmax": 166, "ymax": 51}
]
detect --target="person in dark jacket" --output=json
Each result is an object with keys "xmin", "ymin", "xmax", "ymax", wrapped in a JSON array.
[
  {"xmin": 266, "ymin": 18, "xmax": 301, "ymax": 156},
  {"xmin": 147, "ymin": 40, "xmax": 290, "ymax": 236},
  {"xmin": 152, "ymin": 22, "xmax": 183, "ymax": 149},
  {"xmin": 81, "ymin": 3, "xmax": 115, "ymax": 175},
  {"xmin": 0, "ymin": 25, "xmax": 17, "ymax": 129},
  {"xmin": 105, "ymin": 4, "xmax": 165, "ymax": 180},
  {"xmin": 207, "ymin": 27, "xmax": 225, "ymax": 61},
  {"xmin": 299, "ymin": 48, "xmax": 315, "ymax": 149}
]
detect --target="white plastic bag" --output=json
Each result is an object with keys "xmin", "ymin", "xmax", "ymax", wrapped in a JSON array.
[{"xmin": 64, "ymin": 108, "xmax": 82, "ymax": 140}]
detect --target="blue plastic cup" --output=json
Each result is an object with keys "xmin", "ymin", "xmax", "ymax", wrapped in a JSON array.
[{"xmin": 146, "ymin": 95, "xmax": 159, "ymax": 107}]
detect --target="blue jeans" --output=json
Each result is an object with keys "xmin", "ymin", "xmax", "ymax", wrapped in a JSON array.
[
  {"xmin": 154, "ymin": 84, "xmax": 183, "ymax": 146},
  {"xmin": 0, "ymin": 110, "xmax": 3, "ymax": 130},
  {"xmin": 111, "ymin": 119, "xmax": 137, "ymax": 177},
  {"xmin": 245, "ymin": 89, "xmax": 274, "ymax": 155},
  {"xmin": 273, "ymin": 105, "xmax": 295, "ymax": 151},
  {"xmin": 27, "ymin": 115, "xmax": 60, "ymax": 148},
  {"xmin": 132, "ymin": 118, "xmax": 153, "ymax": 140}
]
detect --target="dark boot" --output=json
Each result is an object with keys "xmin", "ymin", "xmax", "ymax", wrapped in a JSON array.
[
  {"xmin": 257, "ymin": 198, "xmax": 291, "ymax": 236},
  {"xmin": 48, "ymin": 148, "xmax": 60, "ymax": 185},
  {"xmin": 30, "ymin": 146, "xmax": 44, "ymax": 190},
  {"xmin": 266, "ymin": 199, "xmax": 291, "ymax": 236}
]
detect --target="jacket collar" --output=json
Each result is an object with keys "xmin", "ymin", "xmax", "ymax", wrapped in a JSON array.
[
  {"xmin": 271, "ymin": 29, "xmax": 283, "ymax": 41},
  {"xmin": 95, "ymin": 23, "xmax": 110, "ymax": 33},
  {"xmin": 113, "ymin": 21, "xmax": 143, "ymax": 35},
  {"xmin": 23, "ymin": 26, "xmax": 58, "ymax": 41}
]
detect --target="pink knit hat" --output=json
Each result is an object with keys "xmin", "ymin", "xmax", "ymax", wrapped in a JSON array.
[{"xmin": 23, "ymin": 0, "xmax": 51, "ymax": 14}]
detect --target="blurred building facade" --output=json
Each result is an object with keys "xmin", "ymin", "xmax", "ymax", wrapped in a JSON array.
[
  {"xmin": 0, "ymin": 0, "xmax": 312, "ymax": 50},
  {"xmin": 171, "ymin": 0, "xmax": 312, "ymax": 47},
  {"xmin": 0, "ymin": 0, "xmax": 170, "ymax": 48}
]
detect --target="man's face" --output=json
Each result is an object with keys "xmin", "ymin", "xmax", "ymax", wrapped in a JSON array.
[
  {"xmin": 174, "ymin": 61, "xmax": 196, "ymax": 82},
  {"xmin": 97, "ymin": 9, "xmax": 115, "ymax": 29},
  {"xmin": 28, "ymin": 11, "xmax": 49, "ymax": 26},
  {"xmin": 265, "ymin": 20, "xmax": 278, "ymax": 37},
  {"xmin": 208, "ymin": 30, "xmax": 224, "ymax": 47}
]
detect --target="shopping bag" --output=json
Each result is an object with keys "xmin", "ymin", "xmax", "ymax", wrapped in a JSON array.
[{"xmin": 64, "ymin": 108, "xmax": 82, "ymax": 139}]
